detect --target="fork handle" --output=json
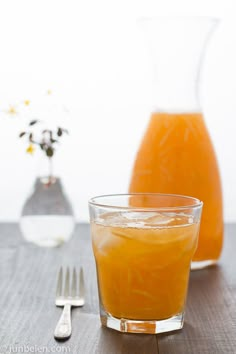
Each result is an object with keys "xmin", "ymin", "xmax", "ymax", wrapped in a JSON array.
[{"xmin": 54, "ymin": 304, "xmax": 72, "ymax": 340}]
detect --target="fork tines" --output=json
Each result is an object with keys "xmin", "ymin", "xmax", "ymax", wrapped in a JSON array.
[{"xmin": 56, "ymin": 267, "xmax": 85, "ymax": 299}]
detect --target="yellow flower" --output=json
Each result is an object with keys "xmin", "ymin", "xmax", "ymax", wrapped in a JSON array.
[
  {"xmin": 24, "ymin": 100, "xmax": 30, "ymax": 106},
  {"xmin": 47, "ymin": 89, "xmax": 52, "ymax": 95},
  {"xmin": 7, "ymin": 105, "xmax": 17, "ymax": 115},
  {"xmin": 26, "ymin": 144, "xmax": 35, "ymax": 154}
]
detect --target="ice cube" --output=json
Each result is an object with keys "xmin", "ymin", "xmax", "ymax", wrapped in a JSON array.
[
  {"xmin": 96, "ymin": 212, "xmax": 158, "ymax": 228},
  {"xmin": 121, "ymin": 212, "xmax": 157, "ymax": 220},
  {"xmin": 96, "ymin": 211, "xmax": 189, "ymax": 229},
  {"xmin": 144, "ymin": 213, "xmax": 176, "ymax": 227}
]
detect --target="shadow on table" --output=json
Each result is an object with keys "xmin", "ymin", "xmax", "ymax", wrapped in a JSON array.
[{"xmin": 157, "ymin": 265, "xmax": 231, "ymax": 353}]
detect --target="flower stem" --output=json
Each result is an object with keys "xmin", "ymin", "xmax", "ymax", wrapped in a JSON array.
[{"xmin": 48, "ymin": 157, "xmax": 53, "ymax": 184}]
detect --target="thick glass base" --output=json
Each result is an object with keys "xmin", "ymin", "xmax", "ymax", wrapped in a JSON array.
[
  {"xmin": 191, "ymin": 259, "xmax": 217, "ymax": 270},
  {"xmin": 100, "ymin": 312, "xmax": 184, "ymax": 334}
]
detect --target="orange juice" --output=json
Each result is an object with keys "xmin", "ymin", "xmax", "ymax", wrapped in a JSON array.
[
  {"xmin": 129, "ymin": 112, "xmax": 223, "ymax": 263},
  {"xmin": 92, "ymin": 213, "xmax": 199, "ymax": 320}
]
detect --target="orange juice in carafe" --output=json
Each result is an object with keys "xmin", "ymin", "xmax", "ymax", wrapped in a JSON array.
[
  {"xmin": 129, "ymin": 17, "xmax": 223, "ymax": 268},
  {"xmin": 129, "ymin": 112, "xmax": 223, "ymax": 266}
]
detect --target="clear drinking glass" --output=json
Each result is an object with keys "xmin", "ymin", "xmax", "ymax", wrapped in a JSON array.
[{"xmin": 89, "ymin": 193, "xmax": 203, "ymax": 334}]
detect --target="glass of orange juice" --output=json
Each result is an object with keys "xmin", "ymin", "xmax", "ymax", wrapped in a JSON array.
[{"xmin": 89, "ymin": 193, "xmax": 203, "ymax": 334}]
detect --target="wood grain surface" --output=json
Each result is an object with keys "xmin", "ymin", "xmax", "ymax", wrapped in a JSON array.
[{"xmin": 0, "ymin": 223, "xmax": 235, "ymax": 354}]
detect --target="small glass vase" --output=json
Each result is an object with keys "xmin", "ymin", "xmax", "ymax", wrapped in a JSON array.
[{"xmin": 20, "ymin": 176, "xmax": 75, "ymax": 247}]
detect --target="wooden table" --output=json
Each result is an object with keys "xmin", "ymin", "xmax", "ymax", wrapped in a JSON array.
[{"xmin": 0, "ymin": 223, "xmax": 235, "ymax": 354}]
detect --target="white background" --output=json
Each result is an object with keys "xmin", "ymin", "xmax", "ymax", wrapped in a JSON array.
[{"xmin": 0, "ymin": 0, "xmax": 235, "ymax": 222}]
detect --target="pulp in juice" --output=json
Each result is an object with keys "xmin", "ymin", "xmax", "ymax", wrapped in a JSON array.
[
  {"xmin": 129, "ymin": 112, "xmax": 223, "ymax": 262},
  {"xmin": 92, "ymin": 212, "xmax": 199, "ymax": 320}
]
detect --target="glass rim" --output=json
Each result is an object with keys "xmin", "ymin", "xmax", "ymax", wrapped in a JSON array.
[{"xmin": 89, "ymin": 193, "xmax": 203, "ymax": 211}]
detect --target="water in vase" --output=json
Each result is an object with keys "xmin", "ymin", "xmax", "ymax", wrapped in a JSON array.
[
  {"xmin": 20, "ymin": 215, "xmax": 75, "ymax": 247},
  {"xmin": 20, "ymin": 177, "xmax": 75, "ymax": 247}
]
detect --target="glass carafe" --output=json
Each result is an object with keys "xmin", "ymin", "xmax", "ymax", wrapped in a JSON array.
[{"xmin": 129, "ymin": 17, "xmax": 223, "ymax": 269}]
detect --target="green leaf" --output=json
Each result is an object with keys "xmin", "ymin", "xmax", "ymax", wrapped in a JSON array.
[
  {"xmin": 46, "ymin": 147, "xmax": 54, "ymax": 157},
  {"xmin": 29, "ymin": 120, "xmax": 38, "ymax": 126},
  {"xmin": 40, "ymin": 143, "xmax": 45, "ymax": 151},
  {"xmin": 50, "ymin": 139, "xmax": 58, "ymax": 144},
  {"xmin": 57, "ymin": 128, "xmax": 63, "ymax": 137},
  {"xmin": 19, "ymin": 132, "xmax": 26, "ymax": 138}
]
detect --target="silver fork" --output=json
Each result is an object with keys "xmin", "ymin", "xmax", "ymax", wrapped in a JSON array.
[{"xmin": 54, "ymin": 267, "xmax": 85, "ymax": 340}]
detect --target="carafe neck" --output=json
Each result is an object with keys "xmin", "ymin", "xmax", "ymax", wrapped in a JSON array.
[
  {"xmin": 152, "ymin": 82, "xmax": 200, "ymax": 113},
  {"xmin": 140, "ymin": 17, "xmax": 219, "ymax": 113}
]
